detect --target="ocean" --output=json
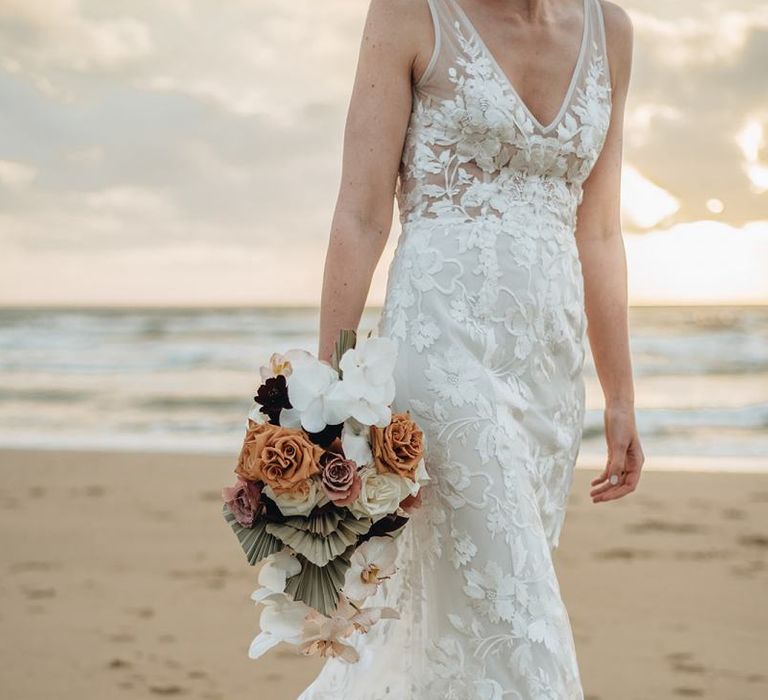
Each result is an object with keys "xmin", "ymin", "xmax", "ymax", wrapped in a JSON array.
[{"xmin": 1, "ymin": 305, "xmax": 766, "ymax": 471}]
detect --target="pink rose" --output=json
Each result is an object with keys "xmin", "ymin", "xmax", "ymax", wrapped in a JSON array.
[
  {"xmin": 222, "ymin": 477, "xmax": 264, "ymax": 527},
  {"xmin": 320, "ymin": 453, "xmax": 361, "ymax": 507}
]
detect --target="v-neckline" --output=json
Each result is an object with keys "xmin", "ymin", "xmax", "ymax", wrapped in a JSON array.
[{"xmin": 450, "ymin": 0, "xmax": 590, "ymax": 134}]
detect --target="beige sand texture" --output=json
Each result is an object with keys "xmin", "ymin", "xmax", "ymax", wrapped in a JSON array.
[{"xmin": 0, "ymin": 448, "xmax": 766, "ymax": 700}]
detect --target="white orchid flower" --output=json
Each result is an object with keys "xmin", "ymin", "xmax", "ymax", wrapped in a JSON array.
[
  {"xmin": 341, "ymin": 597, "xmax": 400, "ymax": 634},
  {"xmin": 298, "ymin": 593, "xmax": 399, "ymax": 662},
  {"xmin": 248, "ymin": 596, "xmax": 311, "ymax": 660},
  {"xmin": 340, "ymin": 335, "xmax": 398, "ymax": 390},
  {"xmin": 280, "ymin": 357, "xmax": 340, "ymax": 433},
  {"xmin": 249, "ymin": 549, "xmax": 302, "ymax": 604},
  {"xmin": 343, "ymin": 535, "xmax": 399, "ymax": 601},
  {"xmin": 298, "ymin": 608, "xmax": 360, "ymax": 663},
  {"xmin": 259, "ymin": 349, "xmax": 313, "ymax": 381},
  {"xmin": 340, "ymin": 418, "xmax": 373, "ymax": 467},
  {"xmin": 323, "ymin": 336, "xmax": 399, "ymax": 427}
]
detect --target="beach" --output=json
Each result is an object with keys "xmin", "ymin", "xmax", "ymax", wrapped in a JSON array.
[{"xmin": 0, "ymin": 447, "xmax": 766, "ymax": 700}]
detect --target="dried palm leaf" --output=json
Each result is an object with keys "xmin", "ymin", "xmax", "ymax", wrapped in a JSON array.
[
  {"xmin": 284, "ymin": 546, "xmax": 355, "ymax": 616},
  {"xmin": 222, "ymin": 503, "xmax": 283, "ymax": 565},
  {"xmin": 266, "ymin": 511, "xmax": 372, "ymax": 567}
]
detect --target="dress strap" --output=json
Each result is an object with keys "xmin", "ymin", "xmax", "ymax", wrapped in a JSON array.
[
  {"xmin": 587, "ymin": 0, "xmax": 609, "ymax": 72},
  {"xmin": 413, "ymin": 0, "xmax": 470, "ymax": 91}
]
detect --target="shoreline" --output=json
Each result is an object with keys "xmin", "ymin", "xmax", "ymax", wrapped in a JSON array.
[{"xmin": 0, "ymin": 443, "xmax": 765, "ymax": 474}]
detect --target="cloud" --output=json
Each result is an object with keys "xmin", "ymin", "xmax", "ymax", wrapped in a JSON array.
[
  {"xmin": 735, "ymin": 117, "xmax": 768, "ymax": 193},
  {"xmin": 0, "ymin": 0, "xmax": 152, "ymax": 79},
  {"xmin": 0, "ymin": 159, "xmax": 37, "ymax": 189},
  {"xmin": 625, "ymin": 220, "xmax": 768, "ymax": 304},
  {"xmin": 0, "ymin": 0, "xmax": 766, "ymax": 305},
  {"xmin": 621, "ymin": 164, "xmax": 680, "ymax": 230}
]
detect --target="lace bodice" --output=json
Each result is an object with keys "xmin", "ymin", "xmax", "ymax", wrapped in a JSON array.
[{"xmin": 396, "ymin": 0, "xmax": 612, "ymax": 227}]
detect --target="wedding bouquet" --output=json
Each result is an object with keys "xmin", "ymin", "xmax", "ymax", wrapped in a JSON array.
[{"xmin": 221, "ymin": 329, "xmax": 429, "ymax": 663}]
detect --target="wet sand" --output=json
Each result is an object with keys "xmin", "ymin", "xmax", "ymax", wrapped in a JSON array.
[{"xmin": 0, "ymin": 448, "xmax": 766, "ymax": 699}]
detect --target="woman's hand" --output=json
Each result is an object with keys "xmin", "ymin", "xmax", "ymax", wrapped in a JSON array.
[{"xmin": 590, "ymin": 405, "xmax": 645, "ymax": 503}]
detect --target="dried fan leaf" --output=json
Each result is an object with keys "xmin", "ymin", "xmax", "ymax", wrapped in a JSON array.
[
  {"xmin": 222, "ymin": 503, "xmax": 283, "ymax": 565},
  {"xmin": 266, "ymin": 514, "xmax": 371, "ymax": 567},
  {"xmin": 284, "ymin": 547, "xmax": 354, "ymax": 616},
  {"xmin": 282, "ymin": 508, "xmax": 344, "ymax": 537},
  {"xmin": 332, "ymin": 329, "xmax": 357, "ymax": 374}
]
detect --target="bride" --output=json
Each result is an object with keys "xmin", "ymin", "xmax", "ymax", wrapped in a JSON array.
[{"xmin": 302, "ymin": 0, "xmax": 644, "ymax": 697}]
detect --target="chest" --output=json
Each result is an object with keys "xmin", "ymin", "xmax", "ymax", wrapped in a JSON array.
[{"xmin": 454, "ymin": 0, "xmax": 589, "ymax": 129}]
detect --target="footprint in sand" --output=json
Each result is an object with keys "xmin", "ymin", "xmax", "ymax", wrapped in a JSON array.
[
  {"xmin": 673, "ymin": 548, "xmax": 731, "ymax": 561},
  {"xmin": 126, "ymin": 606, "xmax": 155, "ymax": 619},
  {"xmin": 738, "ymin": 533, "xmax": 768, "ymax": 549},
  {"xmin": 109, "ymin": 631, "xmax": 135, "ymax": 643},
  {"xmin": 721, "ymin": 507, "xmax": 745, "ymax": 520},
  {"xmin": 22, "ymin": 586, "xmax": 56, "ymax": 599},
  {"xmin": 149, "ymin": 685, "xmax": 185, "ymax": 695},
  {"xmin": 593, "ymin": 547, "xmax": 655, "ymax": 560},
  {"xmin": 626, "ymin": 519, "xmax": 703, "ymax": 535},
  {"xmin": 9, "ymin": 560, "xmax": 57, "ymax": 573},
  {"xmin": 667, "ymin": 651, "xmax": 706, "ymax": 675}
]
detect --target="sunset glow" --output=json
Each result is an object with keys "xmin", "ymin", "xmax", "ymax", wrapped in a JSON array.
[{"xmin": 1, "ymin": 0, "xmax": 766, "ymax": 307}]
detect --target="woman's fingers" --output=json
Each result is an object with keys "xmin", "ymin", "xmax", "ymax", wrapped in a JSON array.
[
  {"xmin": 590, "ymin": 465, "xmax": 610, "ymax": 487},
  {"xmin": 592, "ymin": 442, "xmax": 645, "ymax": 502},
  {"xmin": 593, "ymin": 482, "xmax": 634, "ymax": 502},
  {"xmin": 590, "ymin": 446, "xmax": 627, "ymax": 496}
]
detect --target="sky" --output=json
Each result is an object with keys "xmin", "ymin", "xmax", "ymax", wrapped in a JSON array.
[{"xmin": 1, "ymin": 0, "xmax": 767, "ymax": 307}]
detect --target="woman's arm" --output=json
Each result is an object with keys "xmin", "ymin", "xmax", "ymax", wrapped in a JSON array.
[
  {"xmin": 316, "ymin": 0, "xmax": 429, "ymax": 363},
  {"xmin": 574, "ymin": 2, "xmax": 645, "ymax": 503}
]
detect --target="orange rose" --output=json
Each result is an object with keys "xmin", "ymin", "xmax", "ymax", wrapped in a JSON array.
[
  {"xmin": 370, "ymin": 412, "xmax": 424, "ymax": 482},
  {"xmin": 234, "ymin": 419, "xmax": 323, "ymax": 495}
]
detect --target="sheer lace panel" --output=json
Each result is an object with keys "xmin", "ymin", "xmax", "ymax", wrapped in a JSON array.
[{"xmin": 397, "ymin": 0, "xmax": 612, "ymax": 227}]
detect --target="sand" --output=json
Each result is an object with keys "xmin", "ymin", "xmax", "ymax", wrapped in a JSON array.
[{"xmin": 0, "ymin": 448, "xmax": 766, "ymax": 700}]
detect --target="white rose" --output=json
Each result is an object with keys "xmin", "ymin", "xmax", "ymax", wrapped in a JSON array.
[
  {"xmin": 348, "ymin": 466, "xmax": 410, "ymax": 523},
  {"xmin": 263, "ymin": 478, "xmax": 329, "ymax": 517}
]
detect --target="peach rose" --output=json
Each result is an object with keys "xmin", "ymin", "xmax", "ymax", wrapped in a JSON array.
[
  {"xmin": 370, "ymin": 412, "xmax": 424, "ymax": 482},
  {"xmin": 235, "ymin": 419, "xmax": 323, "ymax": 495}
]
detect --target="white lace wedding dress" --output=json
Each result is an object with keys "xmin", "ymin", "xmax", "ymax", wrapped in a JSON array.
[{"xmin": 297, "ymin": 0, "xmax": 612, "ymax": 697}]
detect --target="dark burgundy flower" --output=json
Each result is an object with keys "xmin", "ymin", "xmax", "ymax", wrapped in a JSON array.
[
  {"xmin": 254, "ymin": 374, "xmax": 292, "ymax": 424},
  {"xmin": 305, "ymin": 422, "xmax": 343, "ymax": 448}
]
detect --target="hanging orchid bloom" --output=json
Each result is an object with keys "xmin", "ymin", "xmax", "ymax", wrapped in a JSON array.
[
  {"xmin": 247, "ymin": 550, "xmax": 309, "ymax": 660},
  {"xmin": 249, "ymin": 549, "xmax": 302, "ymax": 604},
  {"xmin": 298, "ymin": 593, "xmax": 400, "ymax": 662},
  {"xmin": 342, "ymin": 535, "xmax": 399, "ymax": 601},
  {"xmin": 280, "ymin": 357, "xmax": 341, "ymax": 433},
  {"xmin": 324, "ymin": 336, "xmax": 399, "ymax": 427},
  {"xmin": 248, "ymin": 596, "xmax": 312, "ymax": 660},
  {"xmin": 259, "ymin": 348, "xmax": 314, "ymax": 381}
]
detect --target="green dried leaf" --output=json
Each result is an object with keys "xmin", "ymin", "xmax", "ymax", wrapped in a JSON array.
[
  {"xmin": 266, "ymin": 512, "xmax": 372, "ymax": 567},
  {"xmin": 284, "ymin": 547, "xmax": 355, "ymax": 616},
  {"xmin": 222, "ymin": 503, "xmax": 283, "ymax": 565},
  {"xmin": 332, "ymin": 328, "xmax": 357, "ymax": 374}
]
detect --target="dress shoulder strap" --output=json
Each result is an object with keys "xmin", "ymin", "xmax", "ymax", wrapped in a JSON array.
[
  {"xmin": 413, "ymin": 0, "xmax": 471, "ymax": 93},
  {"xmin": 587, "ymin": 0, "xmax": 610, "ymax": 79}
]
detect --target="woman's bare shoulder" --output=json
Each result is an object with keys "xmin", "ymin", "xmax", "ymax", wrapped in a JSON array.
[{"xmin": 361, "ymin": 0, "xmax": 434, "ymax": 79}]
